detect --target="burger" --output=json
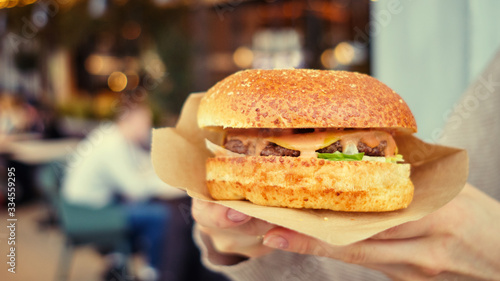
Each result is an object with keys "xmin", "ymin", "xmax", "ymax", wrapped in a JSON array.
[{"xmin": 197, "ymin": 69, "xmax": 417, "ymax": 212}]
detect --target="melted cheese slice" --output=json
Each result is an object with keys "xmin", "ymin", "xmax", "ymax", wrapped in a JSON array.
[
  {"xmin": 267, "ymin": 130, "xmax": 397, "ymax": 157},
  {"xmin": 267, "ymin": 131, "xmax": 339, "ymax": 152}
]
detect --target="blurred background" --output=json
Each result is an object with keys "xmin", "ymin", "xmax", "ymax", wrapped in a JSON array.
[
  {"xmin": 0, "ymin": 0, "xmax": 499, "ymax": 280},
  {"xmin": 0, "ymin": 1, "xmax": 371, "ymax": 280}
]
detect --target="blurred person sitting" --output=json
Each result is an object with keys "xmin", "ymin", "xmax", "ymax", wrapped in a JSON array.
[{"xmin": 62, "ymin": 97, "xmax": 184, "ymax": 281}]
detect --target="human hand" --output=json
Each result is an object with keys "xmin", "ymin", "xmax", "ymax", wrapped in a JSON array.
[
  {"xmin": 262, "ymin": 184, "xmax": 500, "ymax": 280},
  {"xmin": 191, "ymin": 198, "xmax": 276, "ymax": 260}
]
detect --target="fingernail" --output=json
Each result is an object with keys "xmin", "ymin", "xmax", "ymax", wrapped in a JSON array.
[
  {"xmin": 227, "ymin": 209, "xmax": 248, "ymax": 222},
  {"xmin": 263, "ymin": 235, "xmax": 289, "ymax": 249}
]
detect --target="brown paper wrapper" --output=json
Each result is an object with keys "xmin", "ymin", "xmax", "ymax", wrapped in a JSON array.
[{"xmin": 152, "ymin": 93, "xmax": 469, "ymax": 245}]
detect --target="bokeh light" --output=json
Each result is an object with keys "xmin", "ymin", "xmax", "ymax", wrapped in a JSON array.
[
  {"xmin": 107, "ymin": 71, "xmax": 128, "ymax": 92},
  {"xmin": 320, "ymin": 48, "xmax": 337, "ymax": 69},
  {"xmin": 333, "ymin": 42, "xmax": 355, "ymax": 65},
  {"xmin": 233, "ymin": 46, "xmax": 254, "ymax": 69},
  {"xmin": 85, "ymin": 55, "xmax": 104, "ymax": 75}
]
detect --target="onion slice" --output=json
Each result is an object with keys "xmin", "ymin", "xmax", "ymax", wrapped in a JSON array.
[{"xmin": 205, "ymin": 139, "xmax": 245, "ymax": 157}]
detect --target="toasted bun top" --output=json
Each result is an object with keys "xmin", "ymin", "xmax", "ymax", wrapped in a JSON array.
[{"xmin": 198, "ymin": 69, "xmax": 417, "ymax": 134}]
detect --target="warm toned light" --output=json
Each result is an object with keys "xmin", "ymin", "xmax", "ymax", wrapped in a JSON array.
[
  {"xmin": 320, "ymin": 48, "xmax": 337, "ymax": 69},
  {"xmin": 233, "ymin": 46, "xmax": 253, "ymax": 69},
  {"xmin": 85, "ymin": 55, "xmax": 104, "ymax": 75},
  {"xmin": 0, "ymin": 0, "xmax": 40, "ymax": 8},
  {"xmin": 0, "ymin": 0, "xmax": 80, "ymax": 9},
  {"xmin": 108, "ymin": 72, "xmax": 128, "ymax": 92},
  {"xmin": 333, "ymin": 42, "xmax": 355, "ymax": 65},
  {"xmin": 85, "ymin": 54, "xmax": 131, "ymax": 75},
  {"xmin": 6, "ymin": 0, "xmax": 19, "ymax": 8},
  {"xmin": 0, "ymin": 0, "xmax": 9, "ymax": 9}
]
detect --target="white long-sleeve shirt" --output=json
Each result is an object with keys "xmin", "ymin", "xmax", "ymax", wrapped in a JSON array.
[{"xmin": 62, "ymin": 123, "xmax": 184, "ymax": 208}]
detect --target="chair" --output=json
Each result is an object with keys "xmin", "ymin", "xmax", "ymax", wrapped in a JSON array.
[{"xmin": 36, "ymin": 161, "xmax": 130, "ymax": 281}]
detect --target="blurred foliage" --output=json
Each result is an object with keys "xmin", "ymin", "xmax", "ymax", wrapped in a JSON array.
[
  {"xmin": 54, "ymin": 1, "xmax": 194, "ymax": 117},
  {"xmin": 57, "ymin": 94, "xmax": 95, "ymax": 119},
  {"xmin": 145, "ymin": 7, "xmax": 193, "ymax": 116},
  {"xmin": 6, "ymin": 0, "xmax": 194, "ymax": 119}
]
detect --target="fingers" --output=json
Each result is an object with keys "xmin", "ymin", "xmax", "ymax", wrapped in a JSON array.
[
  {"xmin": 192, "ymin": 198, "xmax": 273, "ymax": 236},
  {"xmin": 202, "ymin": 226, "xmax": 273, "ymax": 258},
  {"xmin": 371, "ymin": 200, "xmax": 463, "ymax": 240},
  {"xmin": 191, "ymin": 198, "xmax": 275, "ymax": 258},
  {"xmin": 192, "ymin": 198, "xmax": 251, "ymax": 229},
  {"xmin": 263, "ymin": 227, "xmax": 447, "ymax": 272},
  {"xmin": 263, "ymin": 227, "xmax": 341, "ymax": 258}
]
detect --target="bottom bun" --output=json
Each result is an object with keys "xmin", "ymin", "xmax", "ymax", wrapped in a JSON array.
[{"xmin": 206, "ymin": 156, "xmax": 414, "ymax": 212}]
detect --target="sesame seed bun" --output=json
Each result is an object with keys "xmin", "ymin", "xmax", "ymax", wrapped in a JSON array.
[
  {"xmin": 198, "ymin": 69, "xmax": 417, "ymax": 134},
  {"xmin": 206, "ymin": 156, "xmax": 413, "ymax": 212}
]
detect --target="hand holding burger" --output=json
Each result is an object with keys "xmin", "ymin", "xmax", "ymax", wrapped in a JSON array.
[
  {"xmin": 192, "ymin": 184, "xmax": 500, "ymax": 280},
  {"xmin": 192, "ymin": 70, "xmax": 500, "ymax": 280}
]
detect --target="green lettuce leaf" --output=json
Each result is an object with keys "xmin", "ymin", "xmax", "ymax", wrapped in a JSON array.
[
  {"xmin": 318, "ymin": 152, "xmax": 405, "ymax": 163},
  {"xmin": 317, "ymin": 151, "xmax": 365, "ymax": 161}
]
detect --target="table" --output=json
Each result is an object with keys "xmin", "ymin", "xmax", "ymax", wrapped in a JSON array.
[{"xmin": 4, "ymin": 138, "xmax": 81, "ymax": 165}]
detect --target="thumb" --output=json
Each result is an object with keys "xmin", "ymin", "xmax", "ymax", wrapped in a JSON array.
[{"xmin": 263, "ymin": 227, "xmax": 338, "ymax": 258}]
